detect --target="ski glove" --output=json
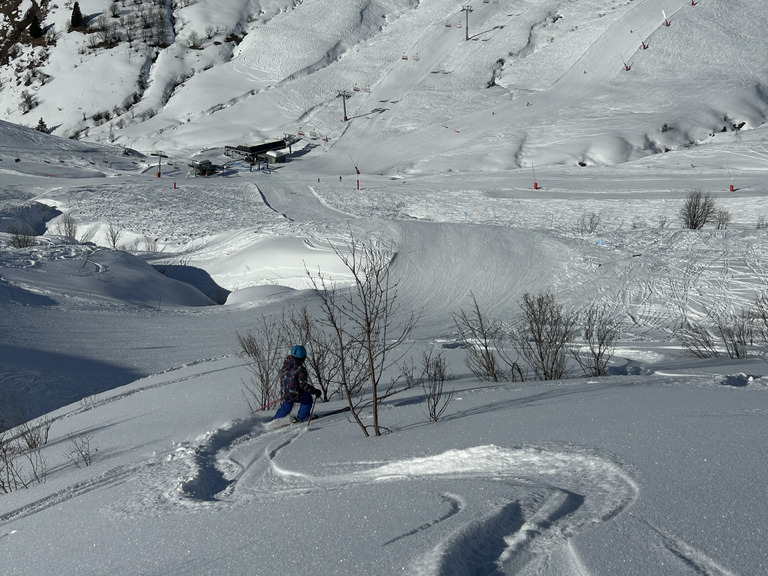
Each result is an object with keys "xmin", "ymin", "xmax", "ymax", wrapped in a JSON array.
[{"xmin": 312, "ymin": 387, "xmax": 322, "ymax": 398}]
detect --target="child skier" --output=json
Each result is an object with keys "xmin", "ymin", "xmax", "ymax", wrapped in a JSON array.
[{"xmin": 272, "ymin": 345, "xmax": 321, "ymax": 423}]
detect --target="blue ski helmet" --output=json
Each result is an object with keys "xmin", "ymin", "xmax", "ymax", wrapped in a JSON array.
[{"xmin": 291, "ymin": 345, "xmax": 307, "ymax": 359}]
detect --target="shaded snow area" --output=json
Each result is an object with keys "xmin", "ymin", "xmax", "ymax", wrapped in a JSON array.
[{"xmin": 1, "ymin": 0, "xmax": 768, "ymax": 574}]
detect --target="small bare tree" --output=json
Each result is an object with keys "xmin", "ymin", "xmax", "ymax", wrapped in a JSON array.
[
  {"xmin": 66, "ymin": 432, "xmax": 95, "ymax": 468},
  {"xmin": 19, "ymin": 90, "xmax": 38, "ymax": 114},
  {"xmin": 8, "ymin": 223, "xmax": 36, "ymax": 248},
  {"xmin": 106, "ymin": 222, "xmax": 123, "ymax": 249},
  {"xmin": 676, "ymin": 320, "xmax": 720, "ymax": 358},
  {"xmin": 454, "ymin": 292, "xmax": 522, "ymax": 382},
  {"xmin": 421, "ymin": 348, "xmax": 453, "ymax": 422},
  {"xmin": 512, "ymin": 292, "xmax": 578, "ymax": 381},
  {"xmin": 709, "ymin": 306, "xmax": 752, "ymax": 359},
  {"xmin": 0, "ymin": 408, "xmax": 51, "ymax": 493},
  {"xmin": 571, "ymin": 302, "xmax": 621, "ymax": 376},
  {"xmin": 679, "ymin": 189, "xmax": 717, "ymax": 230},
  {"xmin": 578, "ymin": 212, "xmax": 601, "ymax": 235},
  {"xmin": 237, "ymin": 315, "xmax": 284, "ymax": 412},
  {"xmin": 715, "ymin": 208, "xmax": 732, "ymax": 230},
  {"xmin": 187, "ymin": 30, "xmax": 203, "ymax": 49},
  {"xmin": 308, "ymin": 235, "xmax": 419, "ymax": 437},
  {"xmin": 752, "ymin": 292, "xmax": 768, "ymax": 359},
  {"xmin": 57, "ymin": 213, "xmax": 78, "ymax": 239}
]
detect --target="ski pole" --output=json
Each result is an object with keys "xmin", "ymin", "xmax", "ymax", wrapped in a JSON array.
[
  {"xmin": 306, "ymin": 397, "xmax": 317, "ymax": 426},
  {"xmin": 252, "ymin": 397, "xmax": 282, "ymax": 414}
]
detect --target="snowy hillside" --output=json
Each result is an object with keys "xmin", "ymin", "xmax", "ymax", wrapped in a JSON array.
[{"xmin": 1, "ymin": 0, "xmax": 768, "ymax": 574}]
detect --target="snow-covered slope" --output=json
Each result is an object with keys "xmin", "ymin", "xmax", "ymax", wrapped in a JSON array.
[{"xmin": 1, "ymin": 0, "xmax": 768, "ymax": 574}]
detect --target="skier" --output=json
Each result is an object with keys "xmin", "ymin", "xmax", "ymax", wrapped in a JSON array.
[{"xmin": 272, "ymin": 345, "xmax": 321, "ymax": 423}]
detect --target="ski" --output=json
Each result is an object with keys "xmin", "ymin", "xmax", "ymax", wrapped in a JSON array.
[{"xmin": 267, "ymin": 406, "xmax": 351, "ymax": 431}]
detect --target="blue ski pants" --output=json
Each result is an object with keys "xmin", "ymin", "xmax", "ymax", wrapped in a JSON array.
[{"xmin": 273, "ymin": 391, "xmax": 313, "ymax": 421}]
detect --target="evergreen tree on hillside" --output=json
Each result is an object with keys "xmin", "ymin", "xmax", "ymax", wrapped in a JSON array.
[
  {"xmin": 71, "ymin": 2, "xmax": 83, "ymax": 29},
  {"xmin": 35, "ymin": 118, "xmax": 49, "ymax": 133}
]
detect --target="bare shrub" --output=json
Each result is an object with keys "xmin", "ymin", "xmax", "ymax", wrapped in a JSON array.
[
  {"xmin": 709, "ymin": 307, "xmax": 751, "ymax": 359},
  {"xmin": 106, "ymin": 222, "xmax": 123, "ymax": 249},
  {"xmin": 715, "ymin": 208, "xmax": 732, "ymax": 230},
  {"xmin": 454, "ymin": 292, "xmax": 522, "ymax": 382},
  {"xmin": 19, "ymin": 90, "xmax": 38, "ymax": 114},
  {"xmin": 237, "ymin": 315, "xmax": 283, "ymax": 412},
  {"xmin": 57, "ymin": 213, "xmax": 78, "ymax": 239},
  {"xmin": 571, "ymin": 302, "xmax": 621, "ymax": 376},
  {"xmin": 512, "ymin": 292, "xmax": 578, "ymax": 381},
  {"xmin": 578, "ymin": 212, "xmax": 600, "ymax": 235},
  {"xmin": 421, "ymin": 348, "xmax": 453, "ymax": 422},
  {"xmin": 676, "ymin": 320, "xmax": 720, "ymax": 358},
  {"xmin": 66, "ymin": 432, "xmax": 95, "ymax": 468},
  {"xmin": 0, "ymin": 409, "xmax": 51, "ymax": 493},
  {"xmin": 8, "ymin": 223, "xmax": 36, "ymax": 248},
  {"xmin": 753, "ymin": 292, "xmax": 768, "ymax": 354},
  {"xmin": 308, "ymin": 235, "xmax": 419, "ymax": 437},
  {"xmin": 187, "ymin": 30, "xmax": 203, "ymax": 49},
  {"xmin": 679, "ymin": 189, "xmax": 716, "ymax": 230}
]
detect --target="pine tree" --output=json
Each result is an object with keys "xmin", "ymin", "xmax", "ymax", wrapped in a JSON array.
[
  {"xmin": 35, "ymin": 118, "xmax": 49, "ymax": 133},
  {"xmin": 71, "ymin": 2, "xmax": 83, "ymax": 29}
]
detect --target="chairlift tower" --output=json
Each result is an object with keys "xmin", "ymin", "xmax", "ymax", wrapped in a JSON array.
[
  {"xmin": 461, "ymin": 5, "xmax": 473, "ymax": 41},
  {"xmin": 151, "ymin": 151, "xmax": 168, "ymax": 178},
  {"xmin": 337, "ymin": 90, "xmax": 353, "ymax": 122}
]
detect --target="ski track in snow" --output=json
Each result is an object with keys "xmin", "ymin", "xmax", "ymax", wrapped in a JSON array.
[{"xmin": 156, "ymin": 415, "xmax": 640, "ymax": 573}]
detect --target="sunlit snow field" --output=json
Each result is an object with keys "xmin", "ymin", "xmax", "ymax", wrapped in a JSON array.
[{"xmin": 1, "ymin": 0, "xmax": 768, "ymax": 574}]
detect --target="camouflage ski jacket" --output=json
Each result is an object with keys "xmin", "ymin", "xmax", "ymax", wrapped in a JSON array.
[{"xmin": 279, "ymin": 355, "xmax": 310, "ymax": 402}]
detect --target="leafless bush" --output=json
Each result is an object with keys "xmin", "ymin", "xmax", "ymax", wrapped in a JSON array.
[
  {"xmin": 106, "ymin": 222, "xmax": 123, "ymax": 249},
  {"xmin": 454, "ymin": 292, "xmax": 522, "ymax": 382},
  {"xmin": 0, "ymin": 410, "xmax": 51, "ymax": 494},
  {"xmin": 752, "ymin": 293, "xmax": 768, "ymax": 360},
  {"xmin": 571, "ymin": 302, "xmax": 621, "ymax": 376},
  {"xmin": 18, "ymin": 90, "xmax": 37, "ymax": 114},
  {"xmin": 679, "ymin": 189, "xmax": 717, "ymax": 230},
  {"xmin": 511, "ymin": 292, "xmax": 578, "ymax": 381},
  {"xmin": 308, "ymin": 235, "xmax": 419, "ymax": 436},
  {"xmin": 187, "ymin": 30, "xmax": 203, "ymax": 49},
  {"xmin": 8, "ymin": 223, "xmax": 36, "ymax": 248},
  {"xmin": 66, "ymin": 432, "xmax": 95, "ymax": 468},
  {"xmin": 421, "ymin": 348, "xmax": 453, "ymax": 422},
  {"xmin": 709, "ymin": 307, "xmax": 752, "ymax": 359},
  {"xmin": 676, "ymin": 320, "xmax": 720, "ymax": 358},
  {"xmin": 578, "ymin": 211, "xmax": 601, "ymax": 234},
  {"xmin": 237, "ymin": 315, "xmax": 283, "ymax": 412},
  {"xmin": 715, "ymin": 208, "xmax": 732, "ymax": 230},
  {"xmin": 56, "ymin": 213, "xmax": 78, "ymax": 239}
]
